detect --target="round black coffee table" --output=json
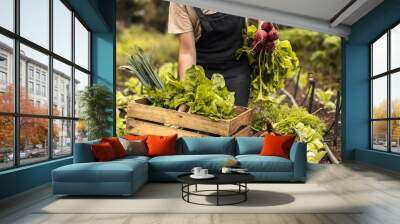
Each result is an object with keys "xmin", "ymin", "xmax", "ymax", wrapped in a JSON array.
[{"xmin": 177, "ymin": 173, "xmax": 255, "ymax": 206}]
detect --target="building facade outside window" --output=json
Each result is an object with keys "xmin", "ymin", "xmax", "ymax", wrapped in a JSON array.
[
  {"xmin": 370, "ymin": 22, "xmax": 400, "ymax": 154},
  {"xmin": 0, "ymin": 0, "xmax": 91, "ymax": 170}
]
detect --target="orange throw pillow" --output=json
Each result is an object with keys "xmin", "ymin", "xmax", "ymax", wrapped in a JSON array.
[
  {"xmin": 125, "ymin": 135, "xmax": 148, "ymax": 141},
  {"xmin": 91, "ymin": 142, "xmax": 117, "ymax": 162},
  {"xmin": 146, "ymin": 134, "xmax": 177, "ymax": 157},
  {"xmin": 101, "ymin": 137, "xmax": 126, "ymax": 158},
  {"xmin": 260, "ymin": 134, "xmax": 296, "ymax": 159}
]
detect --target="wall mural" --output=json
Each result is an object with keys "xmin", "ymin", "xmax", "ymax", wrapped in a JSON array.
[{"xmin": 116, "ymin": 0, "xmax": 342, "ymax": 164}]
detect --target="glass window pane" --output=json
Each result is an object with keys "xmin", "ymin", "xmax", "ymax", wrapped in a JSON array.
[
  {"xmin": 372, "ymin": 33, "xmax": 387, "ymax": 76},
  {"xmin": 372, "ymin": 76, "xmax": 387, "ymax": 119},
  {"xmin": 20, "ymin": 117, "xmax": 49, "ymax": 165},
  {"xmin": 20, "ymin": 0, "xmax": 49, "ymax": 49},
  {"xmin": 53, "ymin": 0, "xmax": 72, "ymax": 60},
  {"xmin": 0, "ymin": 35, "xmax": 14, "ymax": 112},
  {"xmin": 372, "ymin": 121, "xmax": 388, "ymax": 151},
  {"xmin": 74, "ymin": 69, "xmax": 89, "ymax": 117},
  {"xmin": 74, "ymin": 18, "xmax": 89, "ymax": 70},
  {"xmin": 53, "ymin": 59, "xmax": 72, "ymax": 117},
  {"xmin": 391, "ymin": 120, "xmax": 400, "ymax": 153},
  {"xmin": 391, "ymin": 72, "xmax": 400, "ymax": 118},
  {"xmin": 20, "ymin": 44, "xmax": 49, "ymax": 115},
  {"xmin": 391, "ymin": 24, "xmax": 400, "ymax": 70},
  {"xmin": 0, "ymin": 116, "xmax": 14, "ymax": 170},
  {"xmin": 0, "ymin": 0, "xmax": 14, "ymax": 31},
  {"xmin": 53, "ymin": 119, "xmax": 72, "ymax": 157},
  {"xmin": 75, "ymin": 120, "xmax": 88, "ymax": 143}
]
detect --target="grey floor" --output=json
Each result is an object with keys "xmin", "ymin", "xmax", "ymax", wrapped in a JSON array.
[{"xmin": 1, "ymin": 163, "xmax": 400, "ymax": 224}]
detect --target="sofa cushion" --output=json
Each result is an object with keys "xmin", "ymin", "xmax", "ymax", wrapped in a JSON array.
[
  {"xmin": 53, "ymin": 159, "xmax": 147, "ymax": 183},
  {"xmin": 179, "ymin": 137, "xmax": 235, "ymax": 155},
  {"xmin": 101, "ymin": 137, "xmax": 127, "ymax": 158},
  {"xmin": 236, "ymin": 137, "xmax": 263, "ymax": 155},
  {"xmin": 236, "ymin": 155, "xmax": 293, "ymax": 172},
  {"xmin": 91, "ymin": 142, "xmax": 118, "ymax": 161},
  {"xmin": 260, "ymin": 134, "xmax": 296, "ymax": 159},
  {"xmin": 147, "ymin": 134, "xmax": 177, "ymax": 157},
  {"xmin": 120, "ymin": 139, "xmax": 148, "ymax": 156},
  {"xmin": 73, "ymin": 139, "xmax": 100, "ymax": 163},
  {"xmin": 149, "ymin": 154, "xmax": 235, "ymax": 172}
]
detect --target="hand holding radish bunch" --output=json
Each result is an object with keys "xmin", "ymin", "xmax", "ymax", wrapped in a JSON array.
[
  {"xmin": 236, "ymin": 21, "xmax": 298, "ymax": 103},
  {"xmin": 251, "ymin": 22, "xmax": 279, "ymax": 52}
]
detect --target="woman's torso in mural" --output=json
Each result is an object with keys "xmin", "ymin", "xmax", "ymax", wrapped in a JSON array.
[{"xmin": 168, "ymin": 4, "xmax": 250, "ymax": 106}]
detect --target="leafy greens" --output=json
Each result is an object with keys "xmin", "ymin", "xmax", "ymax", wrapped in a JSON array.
[{"xmin": 148, "ymin": 65, "xmax": 235, "ymax": 120}]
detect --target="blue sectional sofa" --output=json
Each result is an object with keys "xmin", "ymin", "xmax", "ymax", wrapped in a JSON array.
[{"xmin": 52, "ymin": 137, "xmax": 307, "ymax": 196}]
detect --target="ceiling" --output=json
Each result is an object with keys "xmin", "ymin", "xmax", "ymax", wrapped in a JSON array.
[{"xmin": 169, "ymin": 0, "xmax": 384, "ymax": 37}]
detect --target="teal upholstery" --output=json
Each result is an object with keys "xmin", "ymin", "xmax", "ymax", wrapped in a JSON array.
[
  {"xmin": 235, "ymin": 137, "xmax": 263, "ymax": 155},
  {"xmin": 236, "ymin": 155, "xmax": 293, "ymax": 172},
  {"xmin": 52, "ymin": 137, "xmax": 307, "ymax": 195},
  {"xmin": 290, "ymin": 142, "xmax": 307, "ymax": 181},
  {"xmin": 73, "ymin": 140, "xmax": 100, "ymax": 163},
  {"xmin": 178, "ymin": 137, "xmax": 235, "ymax": 155},
  {"xmin": 52, "ymin": 158, "xmax": 148, "ymax": 195},
  {"xmin": 149, "ymin": 154, "xmax": 234, "ymax": 173}
]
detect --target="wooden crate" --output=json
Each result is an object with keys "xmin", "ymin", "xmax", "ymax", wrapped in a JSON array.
[{"xmin": 126, "ymin": 99, "xmax": 253, "ymax": 137}]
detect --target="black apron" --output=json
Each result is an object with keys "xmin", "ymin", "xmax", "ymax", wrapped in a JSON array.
[{"xmin": 194, "ymin": 8, "xmax": 250, "ymax": 107}]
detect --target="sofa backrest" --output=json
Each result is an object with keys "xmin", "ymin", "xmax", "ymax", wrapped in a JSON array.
[
  {"xmin": 177, "ymin": 137, "xmax": 235, "ymax": 155},
  {"xmin": 73, "ymin": 139, "xmax": 100, "ymax": 163},
  {"xmin": 235, "ymin": 137, "xmax": 264, "ymax": 155}
]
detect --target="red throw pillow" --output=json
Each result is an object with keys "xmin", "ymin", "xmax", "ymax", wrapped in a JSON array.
[
  {"xmin": 91, "ymin": 142, "xmax": 117, "ymax": 161},
  {"xmin": 260, "ymin": 134, "xmax": 296, "ymax": 159},
  {"xmin": 146, "ymin": 134, "xmax": 177, "ymax": 157},
  {"xmin": 125, "ymin": 135, "xmax": 148, "ymax": 141},
  {"xmin": 101, "ymin": 137, "xmax": 126, "ymax": 158}
]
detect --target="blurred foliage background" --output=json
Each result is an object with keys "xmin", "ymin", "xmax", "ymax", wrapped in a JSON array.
[{"xmin": 116, "ymin": 0, "xmax": 342, "ymax": 162}]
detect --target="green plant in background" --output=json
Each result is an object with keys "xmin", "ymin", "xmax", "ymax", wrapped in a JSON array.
[
  {"xmin": 252, "ymin": 103, "xmax": 327, "ymax": 163},
  {"xmin": 79, "ymin": 84, "xmax": 114, "ymax": 140},
  {"xmin": 315, "ymin": 88, "xmax": 336, "ymax": 112},
  {"xmin": 279, "ymin": 28, "xmax": 341, "ymax": 89},
  {"xmin": 117, "ymin": 26, "xmax": 178, "ymax": 84},
  {"xmin": 294, "ymin": 123, "xmax": 327, "ymax": 164}
]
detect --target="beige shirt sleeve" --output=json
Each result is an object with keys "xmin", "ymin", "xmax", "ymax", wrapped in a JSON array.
[
  {"xmin": 168, "ymin": 3, "xmax": 194, "ymax": 34},
  {"xmin": 168, "ymin": 3, "xmax": 203, "ymax": 41}
]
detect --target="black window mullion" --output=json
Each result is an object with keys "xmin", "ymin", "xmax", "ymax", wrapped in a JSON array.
[
  {"xmin": 71, "ymin": 10, "xmax": 76, "ymax": 155},
  {"xmin": 13, "ymin": 0, "xmax": 20, "ymax": 167},
  {"xmin": 387, "ymin": 30, "xmax": 391, "ymax": 152},
  {"xmin": 370, "ymin": 45, "xmax": 373, "ymax": 149},
  {"xmin": 48, "ymin": 0, "xmax": 54, "ymax": 160}
]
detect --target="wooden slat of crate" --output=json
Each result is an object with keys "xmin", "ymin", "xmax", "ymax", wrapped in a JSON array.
[
  {"xmin": 127, "ymin": 100, "xmax": 252, "ymax": 136},
  {"xmin": 232, "ymin": 126, "xmax": 253, "ymax": 137},
  {"xmin": 126, "ymin": 118, "xmax": 206, "ymax": 137},
  {"xmin": 229, "ymin": 108, "xmax": 252, "ymax": 134}
]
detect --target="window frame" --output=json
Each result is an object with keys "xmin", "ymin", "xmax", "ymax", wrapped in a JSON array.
[
  {"xmin": 0, "ymin": 0, "xmax": 92, "ymax": 171},
  {"xmin": 370, "ymin": 21, "xmax": 400, "ymax": 154}
]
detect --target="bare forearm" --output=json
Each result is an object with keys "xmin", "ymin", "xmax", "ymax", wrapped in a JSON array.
[
  {"xmin": 177, "ymin": 31, "xmax": 196, "ymax": 80},
  {"xmin": 178, "ymin": 53, "xmax": 195, "ymax": 80}
]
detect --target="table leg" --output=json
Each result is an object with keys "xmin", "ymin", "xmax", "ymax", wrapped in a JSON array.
[
  {"xmin": 217, "ymin": 184, "xmax": 219, "ymax": 206},
  {"xmin": 195, "ymin": 184, "xmax": 198, "ymax": 192},
  {"xmin": 187, "ymin": 184, "xmax": 190, "ymax": 202},
  {"xmin": 245, "ymin": 183, "xmax": 247, "ymax": 201}
]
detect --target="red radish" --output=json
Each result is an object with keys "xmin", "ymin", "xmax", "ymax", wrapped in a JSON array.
[
  {"xmin": 265, "ymin": 41, "xmax": 276, "ymax": 52},
  {"xmin": 251, "ymin": 40, "xmax": 263, "ymax": 51},
  {"xmin": 261, "ymin": 22, "xmax": 273, "ymax": 32},
  {"xmin": 268, "ymin": 31, "xmax": 279, "ymax": 41},
  {"xmin": 254, "ymin": 30, "xmax": 268, "ymax": 43}
]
